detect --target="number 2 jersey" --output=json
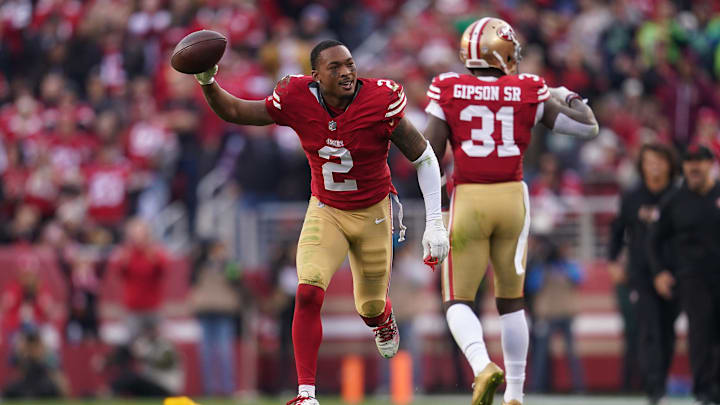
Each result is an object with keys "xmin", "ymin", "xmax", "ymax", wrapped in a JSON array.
[
  {"xmin": 425, "ymin": 72, "xmax": 549, "ymax": 184},
  {"xmin": 265, "ymin": 75, "xmax": 406, "ymax": 210}
]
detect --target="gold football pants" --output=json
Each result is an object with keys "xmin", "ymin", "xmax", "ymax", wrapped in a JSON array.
[
  {"xmin": 296, "ymin": 195, "xmax": 393, "ymax": 318},
  {"xmin": 442, "ymin": 181, "xmax": 530, "ymax": 301}
]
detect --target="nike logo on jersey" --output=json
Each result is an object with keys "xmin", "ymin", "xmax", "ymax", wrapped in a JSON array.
[{"xmin": 375, "ymin": 217, "xmax": 386, "ymax": 224}]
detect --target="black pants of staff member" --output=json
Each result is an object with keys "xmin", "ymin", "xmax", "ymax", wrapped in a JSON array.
[
  {"xmin": 633, "ymin": 285, "xmax": 680, "ymax": 401},
  {"xmin": 616, "ymin": 284, "xmax": 641, "ymax": 392},
  {"xmin": 678, "ymin": 276, "xmax": 720, "ymax": 403}
]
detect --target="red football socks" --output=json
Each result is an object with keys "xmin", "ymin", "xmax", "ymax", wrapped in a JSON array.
[
  {"xmin": 360, "ymin": 298, "xmax": 392, "ymax": 327},
  {"xmin": 292, "ymin": 284, "xmax": 326, "ymax": 386}
]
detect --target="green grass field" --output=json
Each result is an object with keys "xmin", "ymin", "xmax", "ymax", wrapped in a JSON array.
[{"xmin": 0, "ymin": 395, "xmax": 698, "ymax": 405}]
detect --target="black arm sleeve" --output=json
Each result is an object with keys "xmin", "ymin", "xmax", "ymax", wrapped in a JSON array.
[{"xmin": 607, "ymin": 193, "xmax": 628, "ymax": 261}]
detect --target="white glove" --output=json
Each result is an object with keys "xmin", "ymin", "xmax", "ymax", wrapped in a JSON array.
[
  {"xmin": 195, "ymin": 65, "xmax": 218, "ymax": 86},
  {"xmin": 549, "ymin": 86, "xmax": 578, "ymax": 104},
  {"xmin": 422, "ymin": 218, "xmax": 449, "ymax": 269}
]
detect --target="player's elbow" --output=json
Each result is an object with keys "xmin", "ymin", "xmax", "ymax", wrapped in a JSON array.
[
  {"xmin": 586, "ymin": 122, "xmax": 599, "ymax": 139},
  {"xmin": 582, "ymin": 111, "xmax": 600, "ymax": 139},
  {"xmin": 411, "ymin": 142, "xmax": 438, "ymax": 168},
  {"xmin": 554, "ymin": 113, "xmax": 599, "ymax": 139}
]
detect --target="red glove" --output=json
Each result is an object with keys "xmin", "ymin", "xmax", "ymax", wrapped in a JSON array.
[{"xmin": 424, "ymin": 255, "xmax": 439, "ymax": 271}]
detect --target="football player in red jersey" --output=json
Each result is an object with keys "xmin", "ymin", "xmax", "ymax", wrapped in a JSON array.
[
  {"xmin": 424, "ymin": 18, "xmax": 599, "ymax": 405},
  {"xmin": 192, "ymin": 40, "xmax": 449, "ymax": 405}
]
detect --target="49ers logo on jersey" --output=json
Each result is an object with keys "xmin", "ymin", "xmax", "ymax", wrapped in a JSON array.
[{"xmin": 497, "ymin": 25, "xmax": 516, "ymax": 42}]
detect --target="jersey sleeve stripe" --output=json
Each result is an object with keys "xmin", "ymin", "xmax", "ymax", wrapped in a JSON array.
[
  {"xmin": 388, "ymin": 92, "xmax": 406, "ymax": 110},
  {"xmin": 438, "ymin": 72, "xmax": 460, "ymax": 81},
  {"xmin": 385, "ymin": 96, "xmax": 407, "ymax": 117},
  {"xmin": 272, "ymin": 90, "xmax": 280, "ymax": 102},
  {"xmin": 272, "ymin": 100, "xmax": 282, "ymax": 110},
  {"xmin": 538, "ymin": 91, "xmax": 550, "ymax": 101},
  {"xmin": 426, "ymin": 91, "xmax": 440, "ymax": 100},
  {"xmin": 429, "ymin": 85, "xmax": 441, "ymax": 93},
  {"xmin": 425, "ymin": 100, "xmax": 446, "ymax": 121},
  {"xmin": 537, "ymin": 85, "xmax": 548, "ymax": 95}
]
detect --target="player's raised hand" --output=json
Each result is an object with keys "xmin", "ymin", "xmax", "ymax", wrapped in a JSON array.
[
  {"xmin": 549, "ymin": 85, "xmax": 588, "ymax": 105},
  {"xmin": 195, "ymin": 65, "xmax": 218, "ymax": 86},
  {"xmin": 422, "ymin": 218, "xmax": 449, "ymax": 271}
]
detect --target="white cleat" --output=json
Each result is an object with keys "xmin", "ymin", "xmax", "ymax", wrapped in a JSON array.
[
  {"xmin": 286, "ymin": 392, "xmax": 319, "ymax": 405},
  {"xmin": 372, "ymin": 312, "xmax": 400, "ymax": 358}
]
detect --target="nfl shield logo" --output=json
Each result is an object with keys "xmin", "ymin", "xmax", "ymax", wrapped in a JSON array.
[{"xmin": 328, "ymin": 120, "xmax": 337, "ymax": 131}]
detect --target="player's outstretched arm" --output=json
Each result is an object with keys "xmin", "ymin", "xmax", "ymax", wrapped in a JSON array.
[
  {"xmin": 424, "ymin": 115, "xmax": 452, "ymax": 211},
  {"xmin": 195, "ymin": 65, "xmax": 274, "ymax": 126},
  {"xmin": 391, "ymin": 117, "xmax": 449, "ymax": 265},
  {"xmin": 540, "ymin": 86, "xmax": 599, "ymax": 139}
]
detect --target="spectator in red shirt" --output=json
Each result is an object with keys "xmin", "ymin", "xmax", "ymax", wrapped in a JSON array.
[
  {"xmin": 124, "ymin": 96, "xmax": 176, "ymax": 173},
  {"xmin": 695, "ymin": 107, "xmax": 720, "ymax": 158},
  {"xmin": 123, "ymin": 96, "xmax": 176, "ymax": 219},
  {"xmin": 655, "ymin": 53, "xmax": 715, "ymax": 146},
  {"xmin": 0, "ymin": 256, "xmax": 57, "ymax": 341},
  {"xmin": 530, "ymin": 153, "xmax": 584, "ymax": 234},
  {"xmin": 47, "ymin": 110, "xmax": 97, "ymax": 178},
  {"xmin": 23, "ymin": 152, "xmax": 60, "ymax": 218},
  {"xmin": 0, "ymin": 92, "xmax": 44, "ymax": 148},
  {"xmin": 83, "ymin": 143, "xmax": 134, "ymax": 230},
  {"xmin": 107, "ymin": 217, "xmax": 169, "ymax": 339}
]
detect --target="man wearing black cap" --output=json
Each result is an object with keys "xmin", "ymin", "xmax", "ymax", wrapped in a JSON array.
[{"xmin": 649, "ymin": 144, "xmax": 720, "ymax": 405}]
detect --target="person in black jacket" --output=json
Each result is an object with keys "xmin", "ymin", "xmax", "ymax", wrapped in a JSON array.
[
  {"xmin": 608, "ymin": 143, "xmax": 680, "ymax": 404},
  {"xmin": 650, "ymin": 145, "xmax": 720, "ymax": 405}
]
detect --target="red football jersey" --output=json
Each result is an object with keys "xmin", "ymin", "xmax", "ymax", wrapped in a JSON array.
[
  {"xmin": 265, "ymin": 76, "xmax": 405, "ymax": 210},
  {"xmin": 124, "ymin": 120, "xmax": 174, "ymax": 170},
  {"xmin": 47, "ymin": 132, "xmax": 97, "ymax": 172},
  {"xmin": 84, "ymin": 162, "xmax": 132, "ymax": 225},
  {"xmin": 426, "ymin": 72, "xmax": 549, "ymax": 184}
]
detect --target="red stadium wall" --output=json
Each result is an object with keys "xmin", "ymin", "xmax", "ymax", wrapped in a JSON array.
[{"xmin": 0, "ymin": 247, "xmax": 691, "ymax": 396}]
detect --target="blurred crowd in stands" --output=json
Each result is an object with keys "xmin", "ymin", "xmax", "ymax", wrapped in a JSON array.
[
  {"xmin": 1, "ymin": 0, "xmax": 719, "ymax": 246},
  {"xmin": 1, "ymin": 0, "xmax": 719, "ymax": 399}
]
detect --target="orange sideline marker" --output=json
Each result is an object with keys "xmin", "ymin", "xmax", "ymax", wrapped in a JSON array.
[
  {"xmin": 391, "ymin": 350, "xmax": 412, "ymax": 405},
  {"xmin": 341, "ymin": 354, "xmax": 365, "ymax": 404}
]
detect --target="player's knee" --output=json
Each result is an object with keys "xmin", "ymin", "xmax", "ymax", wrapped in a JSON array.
[
  {"xmin": 443, "ymin": 300, "xmax": 474, "ymax": 314},
  {"xmin": 359, "ymin": 299, "xmax": 385, "ymax": 318},
  {"xmin": 296, "ymin": 283, "xmax": 325, "ymax": 310},
  {"xmin": 496, "ymin": 297, "xmax": 524, "ymax": 315}
]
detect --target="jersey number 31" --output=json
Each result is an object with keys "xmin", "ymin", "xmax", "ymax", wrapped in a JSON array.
[{"xmin": 460, "ymin": 105, "xmax": 520, "ymax": 158}]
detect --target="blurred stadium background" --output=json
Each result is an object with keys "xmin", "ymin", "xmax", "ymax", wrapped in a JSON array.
[{"xmin": 0, "ymin": 0, "xmax": 718, "ymax": 404}]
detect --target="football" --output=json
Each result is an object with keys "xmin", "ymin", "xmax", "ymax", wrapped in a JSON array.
[{"xmin": 170, "ymin": 30, "xmax": 227, "ymax": 74}]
